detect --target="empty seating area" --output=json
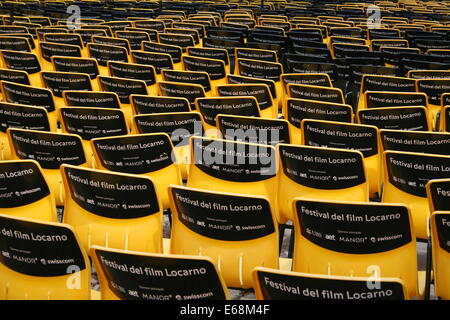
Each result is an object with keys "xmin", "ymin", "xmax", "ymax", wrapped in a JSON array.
[{"xmin": 1, "ymin": 0, "xmax": 450, "ymax": 301}]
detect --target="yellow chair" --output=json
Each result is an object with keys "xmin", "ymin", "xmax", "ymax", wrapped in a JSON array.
[
  {"xmin": 283, "ymin": 98, "xmax": 353, "ymax": 145},
  {"xmin": 358, "ymin": 75, "xmax": 418, "ymax": 111},
  {"xmin": 141, "ymin": 41, "xmax": 183, "ymax": 71},
  {"xmin": 51, "ymin": 56, "xmax": 101, "ymax": 91},
  {"xmin": 169, "ymin": 185, "xmax": 279, "ymax": 288},
  {"xmin": 427, "ymin": 178, "xmax": 450, "ymax": 213},
  {"xmin": 0, "ymin": 102, "xmax": 53, "ymax": 161},
  {"xmin": 0, "ymin": 50, "xmax": 42, "ymax": 87},
  {"xmin": 194, "ymin": 96, "xmax": 261, "ymax": 136},
  {"xmin": 363, "ymin": 91, "xmax": 428, "ymax": 110},
  {"xmin": 115, "ymin": 30, "xmax": 151, "ymax": 51},
  {"xmin": 58, "ymin": 106, "xmax": 129, "ymax": 167},
  {"xmin": 130, "ymin": 95, "xmax": 191, "ymax": 115},
  {"xmin": 216, "ymin": 114, "xmax": 290, "ymax": 146},
  {"xmin": 416, "ymin": 79, "xmax": 450, "ymax": 125},
  {"xmin": 182, "ymin": 55, "xmax": 227, "ymax": 88},
  {"xmin": 132, "ymin": 112, "xmax": 205, "ymax": 180},
  {"xmin": 253, "ymin": 267, "xmax": 409, "ymax": 300},
  {"xmin": 286, "ymin": 83, "xmax": 345, "ymax": 104},
  {"xmin": 157, "ymin": 33, "xmax": 195, "ymax": 53},
  {"xmin": 186, "ymin": 46, "xmax": 231, "ymax": 75},
  {"xmin": 216, "ymin": 83, "xmax": 277, "ymax": 119},
  {"xmin": 235, "ymin": 58, "xmax": 283, "ymax": 108},
  {"xmin": 7, "ymin": 128, "xmax": 90, "ymax": 207},
  {"xmin": 87, "ymin": 43, "xmax": 129, "ymax": 76},
  {"xmin": 357, "ymin": 106, "xmax": 431, "ymax": 131},
  {"xmin": 0, "ymin": 213, "xmax": 91, "ymax": 300},
  {"xmin": 91, "ymin": 245, "xmax": 229, "ymax": 300},
  {"xmin": 107, "ymin": 61, "xmax": 158, "ymax": 96},
  {"xmin": 91, "ymin": 36, "xmax": 131, "ymax": 56},
  {"xmin": 0, "ymin": 36, "xmax": 32, "ymax": 52},
  {"xmin": 381, "ymin": 150, "xmax": 450, "ymax": 240},
  {"xmin": 291, "ymin": 199, "xmax": 419, "ymax": 299},
  {"xmin": 158, "ymin": 81, "xmax": 206, "ymax": 111},
  {"xmin": 91, "ymin": 133, "xmax": 182, "ymax": 209},
  {"xmin": 161, "ymin": 69, "xmax": 213, "ymax": 96},
  {"xmin": 301, "ymin": 119, "xmax": 380, "ymax": 199},
  {"xmin": 98, "ymin": 75, "xmax": 148, "ymax": 128},
  {"xmin": 277, "ymin": 144, "xmax": 369, "ymax": 222},
  {"xmin": 0, "ymin": 160, "xmax": 56, "ymax": 222},
  {"xmin": 0, "ymin": 81, "xmax": 58, "ymax": 131},
  {"xmin": 38, "ymin": 42, "xmax": 82, "ymax": 72},
  {"xmin": 430, "ymin": 211, "xmax": 450, "ymax": 300},
  {"xmin": 61, "ymin": 164, "xmax": 163, "ymax": 254},
  {"xmin": 40, "ymin": 71, "xmax": 93, "ymax": 110},
  {"xmin": 281, "ymin": 73, "xmax": 333, "ymax": 106},
  {"xmin": 186, "ymin": 136, "xmax": 280, "ymax": 222}
]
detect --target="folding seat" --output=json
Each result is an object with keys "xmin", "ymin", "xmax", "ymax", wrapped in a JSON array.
[
  {"xmin": 125, "ymin": 27, "xmax": 158, "ymax": 42},
  {"xmin": 132, "ymin": 112, "xmax": 204, "ymax": 180},
  {"xmin": 91, "ymin": 133, "xmax": 182, "ymax": 209},
  {"xmin": 87, "ymin": 43, "xmax": 129, "ymax": 76},
  {"xmin": 107, "ymin": 61, "xmax": 158, "ymax": 96},
  {"xmin": 158, "ymin": 81, "xmax": 206, "ymax": 111},
  {"xmin": 92, "ymin": 36, "xmax": 131, "ymax": 58},
  {"xmin": 58, "ymin": 106, "xmax": 128, "ymax": 167},
  {"xmin": 186, "ymin": 46, "xmax": 232, "ymax": 74},
  {"xmin": 157, "ymin": 33, "xmax": 195, "ymax": 54},
  {"xmin": 427, "ymin": 178, "xmax": 450, "ymax": 214},
  {"xmin": 253, "ymin": 267, "xmax": 409, "ymax": 300},
  {"xmin": 40, "ymin": 71, "xmax": 92, "ymax": 109},
  {"xmin": 332, "ymin": 43, "xmax": 370, "ymax": 59},
  {"xmin": 216, "ymin": 83, "xmax": 277, "ymax": 119},
  {"xmin": 277, "ymin": 144, "xmax": 369, "ymax": 222},
  {"xmin": 367, "ymin": 28, "xmax": 401, "ymax": 41},
  {"xmin": 36, "ymin": 27, "xmax": 69, "ymax": 42},
  {"xmin": 371, "ymin": 39, "xmax": 409, "ymax": 53},
  {"xmin": 416, "ymin": 79, "xmax": 450, "ymax": 125},
  {"xmin": 254, "ymin": 26, "xmax": 286, "ymax": 37},
  {"xmin": 51, "ymin": 56, "xmax": 100, "ymax": 91},
  {"xmin": 0, "ymin": 50, "xmax": 42, "ymax": 87},
  {"xmin": 161, "ymin": 69, "xmax": 212, "ymax": 97},
  {"xmin": 382, "ymin": 150, "xmax": 450, "ymax": 240},
  {"xmin": 0, "ymin": 160, "xmax": 56, "ymax": 221},
  {"xmin": 301, "ymin": 119, "xmax": 380, "ymax": 199},
  {"xmin": 131, "ymin": 50, "xmax": 174, "ymax": 81},
  {"xmin": 100, "ymin": 21, "xmax": 133, "ymax": 33},
  {"xmin": 130, "ymin": 95, "xmax": 191, "ymax": 116},
  {"xmin": 43, "ymin": 32, "xmax": 84, "ymax": 50},
  {"xmin": 280, "ymin": 73, "xmax": 332, "ymax": 105},
  {"xmin": 329, "ymin": 36, "xmax": 366, "ymax": 48},
  {"xmin": 169, "ymin": 185, "xmax": 279, "ymax": 288},
  {"xmin": 91, "ymin": 245, "xmax": 229, "ymax": 300},
  {"xmin": 165, "ymin": 28, "xmax": 201, "ymax": 46},
  {"xmin": 283, "ymin": 98, "xmax": 353, "ymax": 145},
  {"xmin": 358, "ymin": 75, "xmax": 417, "ymax": 111},
  {"xmin": 61, "ymin": 164, "xmax": 163, "ymax": 254},
  {"xmin": 181, "ymin": 55, "xmax": 227, "ymax": 90},
  {"xmin": 0, "ymin": 68, "xmax": 30, "ymax": 92},
  {"xmin": 133, "ymin": 19, "xmax": 165, "ymax": 32},
  {"xmin": 38, "ymin": 42, "xmax": 82, "ymax": 72},
  {"xmin": 0, "ymin": 214, "xmax": 91, "ymax": 299},
  {"xmin": 380, "ymin": 47, "xmax": 420, "ymax": 67},
  {"xmin": 195, "ymin": 96, "xmax": 261, "ymax": 136},
  {"xmin": 291, "ymin": 199, "xmax": 419, "ymax": 299},
  {"xmin": 186, "ymin": 136, "xmax": 279, "ymax": 220},
  {"xmin": 286, "ymin": 83, "xmax": 345, "ymax": 105},
  {"xmin": 115, "ymin": 30, "xmax": 150, "ymax": 51},
  {"xmin": 0, "ymin": 36, "xmax": 32, "ymax": 52},
  {"xmin": 1, "ymin": 81, "xmax": 58, "ymax": 130},
  {"xmin": 430, "ymin": 211, "xmax": 450, "ymax": 300},
  {"xmin": 216, "ymin": 114, "xmax": 290, "ymax": 146},
  {"xmin": 98, "ymin": 75, "xmax": 148, "ymax": 127},
  {"xmin": 141, "ymin": 41, "xmax": 183, "ymax": 71},
  {"xmin": 173, "ymin": 22, "xmax": 206, "ymax": 39},
  {"xmin": 7, "ymin": 128, "xmax": 90, "ymax": 207},
  {"xmin": 75, "ymin": 29, "xmax": 108, "ymax": 47},
  {"xmin": 0, "ymin": 101, "xmax": 52, "ymax": 161}
]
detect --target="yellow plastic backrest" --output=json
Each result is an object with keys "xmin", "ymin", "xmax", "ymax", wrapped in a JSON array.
[
  {"xmin": 169, "ymin": 185, "xmax": 279, "ymax": 288},
  {"xmin": 0, "ymin": 213, "xmax": 91, "ymax": 300},
  {"xmin": 301, "ymin": 119, "xmax": 380, "ymax": 198},
  {"xmin": 426, "ymin": 178, "xmax": 450, "ymax": 213},
  {"xmin": 91, "ymin": 133, "xmax": 182, "ymax": 209},
  {"xmin": 382, "ymin": 150, "xmax": 450, "ymax": 239},
  {"xmin": 187, "ymin": 136, "xmax": 280, "ymax": 222},
  {"xmin": 430, "ymin": 211, "xmax": 450, "ymax": 300},
  {"xmin": 61, "ymin": 164, "xmax": 163, "ymax": 254},
  {"xmin": 277, "ymin": 144, "xmax": 369, "ymax": 222},
  {"xmin": 292, "ymin": 199, "xmax": 418, "ymax": 299},
  {"xmin": 253, "ymin": 267, "xmax": 409, "ymax": 300},
  {"xmin": 91, "ymin": 245, "xmax": 230, "ymax": 300},
  {"xmin": 0, "ymin": 160, "xmax": 56, "ymax": 222}
]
